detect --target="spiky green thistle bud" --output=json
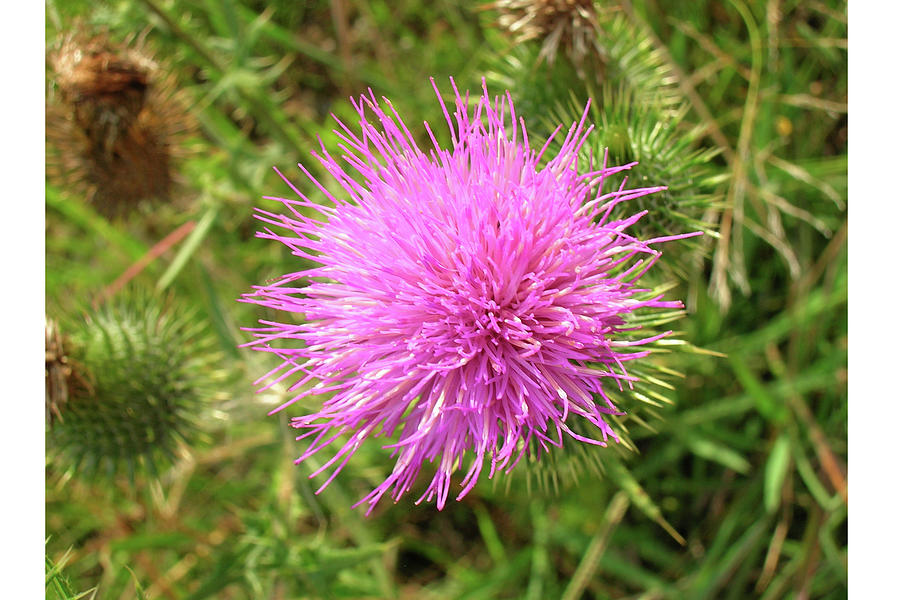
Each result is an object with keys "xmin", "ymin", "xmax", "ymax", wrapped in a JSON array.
[
  {"xmin": 555, "ymin": 86, "xmax": 724, "ymax": 264},
  {"xmin": 47, "ymin": 294, "xmax": 222, "ymax": 479}
]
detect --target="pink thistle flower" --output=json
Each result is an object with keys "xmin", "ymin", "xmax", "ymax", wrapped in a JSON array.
[{"xmin": 242, "ymin": 78, "xmax": 701, "ymax": 513}]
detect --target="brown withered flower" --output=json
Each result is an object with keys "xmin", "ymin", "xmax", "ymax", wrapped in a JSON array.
[
  {"xmin": 45, "ymin": 318, "xmax": 91, "ymax": 427},
  {"xmin": 485, "ymin": 0, "xmax": 604, "ymax": 68},
  {"xmin": 46, "ymin": 29, "xmax": 194, "ymax": 217}
]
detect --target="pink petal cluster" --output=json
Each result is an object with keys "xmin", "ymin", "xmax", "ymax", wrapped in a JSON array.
[{"xmin": 243, "ymin": 78, "xmax": 700, "ymax": 513}]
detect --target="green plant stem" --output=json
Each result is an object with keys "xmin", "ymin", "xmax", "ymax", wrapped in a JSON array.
[
  {"xmin": 525, "ymin": 500, "xmax": 550, "ymax": 600},
  {"xmin": 560, "ymin": 492, "xmax": 630, "ymax": 600},
  {"xmin": 157, "ymin": 206, "xmax": 218, "ymax": 291}
]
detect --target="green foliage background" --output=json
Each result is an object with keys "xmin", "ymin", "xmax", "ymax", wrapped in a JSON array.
[{"xmin": 45, "ymin": 0, "xmax": 847, "ymax": 598}]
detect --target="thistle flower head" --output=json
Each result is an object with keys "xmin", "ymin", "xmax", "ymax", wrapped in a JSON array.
[{"xmin": 243, "ymin": 78, "xmax": 699, "ymax": 512}]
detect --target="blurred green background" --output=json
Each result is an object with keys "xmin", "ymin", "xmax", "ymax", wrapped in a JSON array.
[{"xmin": 45, "ymin": 0, "xmax": 847, "ymax": 598}]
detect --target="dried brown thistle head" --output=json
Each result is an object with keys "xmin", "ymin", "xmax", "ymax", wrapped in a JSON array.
[
  {"xmin": 46, "ymin": 28, "xmax": 195, "ymax": 217},
  {"xmin": 45, "ymin": 318, "xmax": 91, "ymax": 427},
  {"xmin": 485, "ymin": 0, "xmax": 604, "ymax": 68}
]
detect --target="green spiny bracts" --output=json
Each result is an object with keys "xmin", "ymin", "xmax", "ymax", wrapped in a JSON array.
[
  {"xmin": 48, "ymin": 293, "xmax": 222, "ymax": 480},
  {"xmin": 597, "ymin": 12, "xmax": 682, "ymax": 110},
  {"xmin": 554, "ymin": 86, "xmax": 724, "ymax": 273}
]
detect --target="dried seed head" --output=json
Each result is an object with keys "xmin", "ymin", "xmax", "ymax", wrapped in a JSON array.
[
  {"xmin": 45, "ymin": 318, "xmax": 71, "ymax": 427},
  {"xmin": 45, "ymin": 318, "xmax": 92, "ymax": 428},
  {"xmin": 46, "ymin": 28, "xmax": 194, "ymax": 217},
  {"xmin": 486, "ymin": 0, "xmax": 604, "ymax": 67},
  {"xmin": 52, "ymin": 34, "xmax": 154, "ymax": 153}
]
